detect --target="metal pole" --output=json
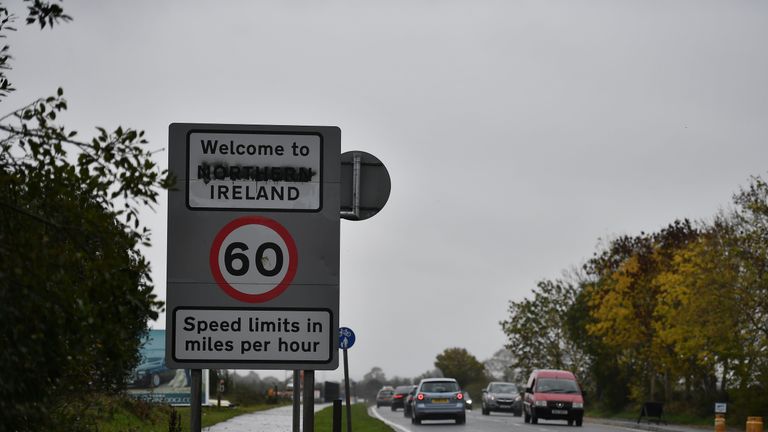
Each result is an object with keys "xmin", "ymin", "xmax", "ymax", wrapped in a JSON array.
[
  {"xmin": 293, "ymin": 370, "xmax": 301, "ymax": 432},
  {"xmin": 343, "ymin": 349, "xmax": 352, "ymax": 432},
  {"xmin": 352, "ymin": 152, "xmax": 361, "ymax": 219},
  {"xmin": 332, "ymin": 399, "xmax": 342, "ymax": 432},
  {"xmin": 303, "ymin": 370, "xmax": 315, "ymax": 432},
  {"xmin": 217, "ymin": 378, "xmax": 222, "ymax": 407},
  {"xmin": 191, "ymin": 369, "xmax": 202, "ymax": 432}
]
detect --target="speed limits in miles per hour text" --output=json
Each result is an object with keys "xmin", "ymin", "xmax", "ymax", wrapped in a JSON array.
[{"xmin": 173, "ymin": 308, "xmax": 333, "ymax": 363}]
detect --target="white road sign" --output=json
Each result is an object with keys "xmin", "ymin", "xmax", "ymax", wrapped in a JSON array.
[
  {"xmin": 187, "ymin": 131, "xmax": 322, "ymax": 210},
  {"xmin": 166, "ymin": 123, "xmax": 340, "ymax": 371}
]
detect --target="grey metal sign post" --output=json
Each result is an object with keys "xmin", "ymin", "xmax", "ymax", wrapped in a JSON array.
[
  {"xmin": 166, "ymin": 124, "xmax": 341, "ymax": 432},
  {"xmin": 339, "ymin": 327, "xmax": 356, "ymax": 432}
]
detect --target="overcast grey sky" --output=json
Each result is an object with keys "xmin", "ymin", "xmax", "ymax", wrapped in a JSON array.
[{"xmin": 7, "ymin": 0, "xmax": 768, "ymax": 381}]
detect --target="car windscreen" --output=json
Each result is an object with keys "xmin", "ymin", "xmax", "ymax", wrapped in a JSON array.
[
  {"xmin": 535, "ymin": 378, "xmax": 580, "ymax": 394},
  {"xmin": 421, "ymin": 381, "xmax": 459, "ymax": 393},
  {"xmin": 378, "ymin": 390, "xmax": 393, "ymax": 397},
  {"xmin": 489, "ymin": 383, "xmax": 518, "ymax": 393},
  {"xmin": 394, "ymin": 386, "xmax": 412, "ymax": 394}
]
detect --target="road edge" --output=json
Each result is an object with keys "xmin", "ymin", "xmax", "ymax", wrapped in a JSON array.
[
  {"xmin": 585, "ymin": 417, "xmax": 711, "ymax": 432},
  {"xmin": 368, "ymin": 405, "xmax": 412, "ymax": 432}
]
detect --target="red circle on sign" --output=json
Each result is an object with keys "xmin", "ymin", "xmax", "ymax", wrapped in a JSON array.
[{"xmin": 209, "ymin": 216, "xmax": 298, "ymax": 303}]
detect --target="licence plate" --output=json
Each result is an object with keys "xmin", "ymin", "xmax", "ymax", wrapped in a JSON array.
[
  {"xmin": 432, "ymin": 398, "xmax": 449, "ymax": 404},
  {"xmin": 552, "ymin": 409, "xmax": 568, "ymax": 415}
]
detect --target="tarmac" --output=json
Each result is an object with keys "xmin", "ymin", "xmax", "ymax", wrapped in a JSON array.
[
  {"xmin": 203, "ymin": 403, "xmax": 330, "ymax": 432},
  {"xmin": 202, "ymin": 404, "xmax": 728, "ymax": 432}
]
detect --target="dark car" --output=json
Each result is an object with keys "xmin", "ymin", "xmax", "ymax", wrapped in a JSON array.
[
  {"xmin": 392, "ymin": 385, "xmax": 415, "ymax": 411},
  {"xmin": 128, "ymin": 355, "xmax": 176, "ymax": 388},
  {"xmin": 376, "ymin": 387, "xmax": 395, "ymax": 408},
  {"xmin": 411, "ymin": 378, "xmax": 466, "ymax": 425},
  {"xmin": 482, "ymin": 381, "xmax": 522, "ymax": 416},
  {"xmin": 404, "ymin": 386, "xmax": 417, "ymax": 417},
  {"xmin": 463, "ymin": 391, "xmax": 473, "ymax": 410}
]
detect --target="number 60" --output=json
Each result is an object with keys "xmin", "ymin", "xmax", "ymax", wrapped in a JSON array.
[{"xmin": 224, "ymin": 242, "xmax": 283, "ymax": 277}]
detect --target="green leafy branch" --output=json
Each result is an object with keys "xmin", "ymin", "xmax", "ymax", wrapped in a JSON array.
[{"xmin": 0, "ymin": 88, "xmax": 174, "ymax": 247}]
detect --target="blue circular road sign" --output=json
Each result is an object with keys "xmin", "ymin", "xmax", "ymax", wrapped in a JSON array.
[{"xmin": 339, "ymin": 327, "xmax": 356, "ymax": 349}]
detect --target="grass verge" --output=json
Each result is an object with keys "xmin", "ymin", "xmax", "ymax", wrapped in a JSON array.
[
  {"xmin": 314, "ymin": 403, "xmax": 393, "ymax": 432},
  {"xmin": 96, "ymin": 396, "xmax": 286, "ymax": 432},
  {"xmin": 586, "ymin": 405, "xmax": 713, "ymax": 427}
]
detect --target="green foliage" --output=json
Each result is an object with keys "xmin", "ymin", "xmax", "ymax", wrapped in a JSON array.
[
  {"xmin": 0, "ymin": 3, "xmax": 172, "ymax": 430},
  {"xmin": 500, "ymin": 279, "xmax": 588, "ymax": 382},
  {"xmin": 500, "ymin": 176, "xmax": 768, "ymax": 422},
  {"xmin": 168, "ymin": 407, "xmax": 182, "ymax": 432},
  {"xmin": 434, "ymin": 347, "xmax": 487, "ymax": 390},
  {"xmin": 314, "ymin": 403, "xmax": 392, "ymax": 432},
  {"xmin": 583, "ymin": 220, "xmax": 699, "ymax": 403},
  {"xmin": 24, "ymin": 0, "xmax": 72, "ymax": 29},
  {"xmin": 92, "ymin": 395, "xmax": 280, "ymax": 432}
]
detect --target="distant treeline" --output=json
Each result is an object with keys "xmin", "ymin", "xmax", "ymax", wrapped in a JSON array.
[{"xmin": 501, "ymin": 175, "xmax": 768, "ymax": 422}]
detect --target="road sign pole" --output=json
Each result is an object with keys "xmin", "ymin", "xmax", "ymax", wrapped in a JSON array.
[
  {"xmin": 293, "ymin": 370, "xmax": 301, "ymax": 432},
  {"xmin": 191, "ymin": 369, "xmax": 202, "ymax": 432},
  {"xmin": 303, "ymin": 370, "xmax": 315, "ymax": 432},
  {"xmin": 332, "ymin": 399, "xmax": 342, "ymax": 432},
  {"xmin": 344, "ymin": 348, "xmax": 352, "ymax": 432}
]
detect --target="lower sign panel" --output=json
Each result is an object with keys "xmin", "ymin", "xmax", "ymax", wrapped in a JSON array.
[{"xmin": 172, "ymin": 308, "xmax": 333, "ymax": 364}]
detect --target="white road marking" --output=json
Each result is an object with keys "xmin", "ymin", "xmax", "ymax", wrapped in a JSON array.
[{"xmin": 368, "ymin": 406, "xmax": 412, "ymax": 432}]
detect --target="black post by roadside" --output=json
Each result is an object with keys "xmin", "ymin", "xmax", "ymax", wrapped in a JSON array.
[
  {"xmin": 303, "ymin": 370, "xmax": 315, "ymax": 432},
  {"xmin": 332, "ymin": 399, "xmax": 342, "ymax": 432},
  {"xmin": 191, "ymin": 369, "xmax": 202, "ymax": 432},
  {"xmin": 293, "ymin": 370, "xmax": 301, "ymax": 432},
  {"xmin": 343, "ymin": 349, "xmax": 352, "ymax": 432}
]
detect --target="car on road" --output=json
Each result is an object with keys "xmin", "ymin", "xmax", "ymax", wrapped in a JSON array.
[
  {"xmin": 391, "ymin": 385, "xmax": 414, "ymax": 411},
  {"xmin": 411, "ymin": 377, "xmax": 466, "ymax": 425},
  {"xmin": 523, "ymin": 369, "xmax": 584, "ymax": 427},
  {"xmin": 462, "ymin": 391, "xmax": 473, "ymax": 410},
  {"xmin": 376, "ymin": 387, "xmax": 395, "ymax": 408},
  {"xmin": 481, "ymin": 381, "xmax": 522, "ymax": 416},
  {"xmin": 404, "ymin": 386, "xmax": 417, "ymax": 417}
]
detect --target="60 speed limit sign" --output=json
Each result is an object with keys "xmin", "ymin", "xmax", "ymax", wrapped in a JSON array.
[
  {"xmin": 209, "ymin": 216, "xmax": 298, "ymax": 303},
  {"xmin": 167, "ymin": 124, "xmax": 340, "ymax": 370}
]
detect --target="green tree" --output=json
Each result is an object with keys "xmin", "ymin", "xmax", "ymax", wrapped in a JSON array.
[
  {"xmin": 434, "ymin": 347, "xmax": 487, "ymax": 397},
  {"xmin": 723, "ymin": 176, "xmax": 768, "ymax": 419},
  {"xmin": 359, "ymin": 366, "xmax": 387, "ymax": 402},
  {"xmin": 483, "ymin": 348, "xmax": 518, "ymax": 382},
  {"xmin": 584, "ymin": 220, "xmax": 698, "ymax": 403},
  {"xmin": 0, "ymin": 2, "xmax": 171, "ymax": 430},
  {"xmin": 565, "ymin": 284, "xmax": 630, "ymax": 410},
  {"xmin": 653, "ymin": 224, "xmax": 744, "ymax": 407},
  {"xmin": 500, "ymin": 279, "xmax": 587, "ymax": 382}
]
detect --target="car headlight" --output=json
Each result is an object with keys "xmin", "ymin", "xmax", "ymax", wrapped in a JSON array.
[
  {"xmin": 572, "ymin": 402, "xmax": 583, "ymax": 409},
  {"xmin": 535, "ymin": 400, "xmax": 548, "ymax": 407},
  {"xmin": 490, "ymin": 395, "xmax": 495, "ymax": 401}
]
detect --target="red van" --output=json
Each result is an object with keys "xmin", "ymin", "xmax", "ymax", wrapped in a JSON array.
[{"xmin": 523, "ymin": 369, "xmax": 584, "ymax": 426}]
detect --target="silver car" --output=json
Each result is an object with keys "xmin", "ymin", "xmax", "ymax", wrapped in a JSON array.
[
  {"xmin": 411, "ymin": 378, "xmax": 466, "ymax": 425},
  {"xmin": 482, "ymin": 381, "xmax": 522, "ymax": 416}
]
